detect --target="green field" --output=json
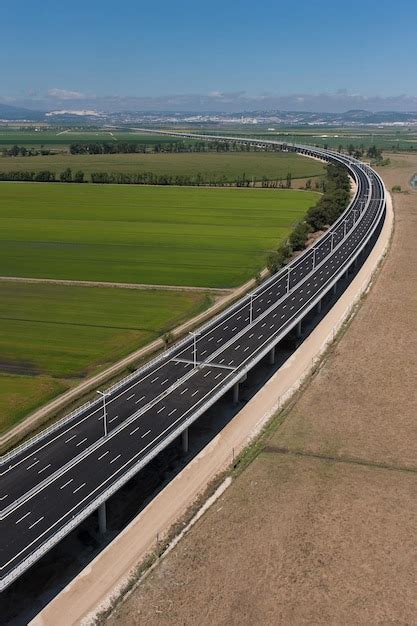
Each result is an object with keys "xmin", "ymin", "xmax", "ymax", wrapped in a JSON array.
[
  {"xmin": 0, "ymin": 281, "xmax": 211, "ymax": 432},
  {"xmin": 189, "ymin": 127, "xmax": 417, "ymax": 152},
  {"xmin": 1, "ymin": 126, "xmax": 417, "ymax": 151},
  {"xmin": 0, "ymin": 129, "xmax": 182, "ymax": 147},
  {"xmin": 0, "ymin": 150, "xmax": 325, "ymax": 182},
  {"xmin": 0, "ymin": 184, "xmax": 320, "ymax": 288},
  {"xmin": 0, "ymin": 373, "xmax": 71, "ymax": 434}
]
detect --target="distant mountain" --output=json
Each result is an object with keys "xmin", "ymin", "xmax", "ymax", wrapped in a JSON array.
[
  {"xmin": 0, "ymin": 103, "xmax": 416, "ymax": 127},
  {"xmin": 0, "ymin": 103, "xmax": 45, "ymax": 121},
  {"xmin": 341, "ymin": 109, "xmax": 417, "ymax": 123}
]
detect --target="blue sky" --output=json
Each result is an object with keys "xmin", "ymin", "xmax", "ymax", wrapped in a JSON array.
[{"xmin": 1, "ymin": 0, "xmax": 417, "ymax": 111}]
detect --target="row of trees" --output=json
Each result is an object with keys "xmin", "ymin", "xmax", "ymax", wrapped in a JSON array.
[
  {"xmin": 68, "ymin": 140, "xmax": 281, "ymax": 155},
  {"xmin": 261, "ymin": 172, "xmax": 292, "ymax": 188},
  {"xmin": 344, "ymin": 144, "xmax": 384, "ymax": 161},
  {"xmin": 0, "ymin": 168, "xmax": 297, "ymax": 188},
  {"xmin": 267, "ymin": 163, "xmax": 351, "ymax": 274},
  {"xmin": 0, "ymin": 169, "xmax": 84, "ymax": 182},
  {"xmin": 2, "ymin": 145, "xmax": 53, "ymax": 157}
]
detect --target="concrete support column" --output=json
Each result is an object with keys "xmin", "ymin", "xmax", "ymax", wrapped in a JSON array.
[
  {"xmin": 233, "ymin": 381, "xmax": 240, "ymax": 404},
  {"xmin": 296, "ymin": 320, "xmax": 302, "ymax": 338},
  {"xmin": 98, "ymin": 501, "xmax": 107, "ymax": 535},
  {"xmin": 181, "ymin": 427, "xmax": 189, "ymax": 455},
  {"xmin": 316, "ymin": 299, "xmax": 322, "ymax": 315},
  {"xmin": 345, "ymin": 267, "xmax": 349, "ymax": 279},
  {"xmin": 268, "ymin": 345, "xmax": 276, "ymax": 365},
  {"xmin": 332, "ymin": 282, "xmax": 337, "ymax": 296}
]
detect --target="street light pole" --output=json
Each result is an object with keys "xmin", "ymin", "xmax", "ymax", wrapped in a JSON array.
[
  {"xmin": 249, "ymin": 293, "xmax": 254, "ymax": 324},
  {"xmin": 189, "ymin": 332, "xmax": 200, "ymax": 368},
  {"xmin": 286, "ymin": 266, "xmax": 291, "ymax": 293},
  {"xmin": 97, "ymin": 390, "xmax": 108, "ymax": 437}
]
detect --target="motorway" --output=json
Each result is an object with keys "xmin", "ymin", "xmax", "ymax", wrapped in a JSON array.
[{"xmin": 0, "ymin": 138, "xmax": 387, "ymax": 590}]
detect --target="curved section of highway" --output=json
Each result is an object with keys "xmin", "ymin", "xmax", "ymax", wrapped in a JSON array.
[{"xmin": 0, "ymin": 136, "xmax": 387, "ymax": 590}]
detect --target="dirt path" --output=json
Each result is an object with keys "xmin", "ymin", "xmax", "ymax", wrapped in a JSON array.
[
  {"xmin": 0, "ymin": 275, "xmax": 230, "ymax": 294},
  {"xmin": 96, "ymin": 158, "xmax": 417, "ymax": 624}
]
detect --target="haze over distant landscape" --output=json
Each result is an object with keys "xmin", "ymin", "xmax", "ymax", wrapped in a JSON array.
[
  {"xmin": 1, "ymin": 0, "xmax": 416, "ymax": 115},
  {"xmin": 3, "ymin": 91, "xmax": 417, "ymax": 115}
]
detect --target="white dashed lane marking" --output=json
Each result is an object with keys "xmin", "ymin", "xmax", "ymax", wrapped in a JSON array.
[
  {"xmin": 26, "ymin": 460, "xmax": 39, "ymax": 470},
  {"xmin": 15, "ymin": 511, "xmax": 31, "ymax": 525},
  {"xmin": 60, "ymin": 479, "xmax": 73, "ymax": 490},
  {"xmin": 29, "ymin": 516, "xmax": 44, "ymax": 530}
]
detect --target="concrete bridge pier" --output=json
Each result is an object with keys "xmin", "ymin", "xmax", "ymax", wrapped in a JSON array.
[
  {"xmin": 268, "ymin": 345, "xmax": 276, "ymax": 365},
  {"xmin": 296, "ymin": 320, "xmax": 302, "ymax": 338},
  {"xmin": 181, "ymin": 427, "xmax": 189, "ymax": 455},
  {"xmin": 233, "ymin": 374, "xmax": 247, "ymax": 404},
  {"xmin": 232, "ymin": 382, "xmax": 240, "ymax": 404},
  {"xmin": 98, "ymin": 502, "xmax": 107, "ymax": 535},
  {"xmin": 316, "ymin": 298, "xmax": 322, "ymax": 315}
]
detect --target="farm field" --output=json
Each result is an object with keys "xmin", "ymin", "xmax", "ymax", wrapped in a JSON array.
[
  {"xmin": 193, "ymin": 127, "xmax": 417, "ymax": 151},
  {"xmin": 0, "ymin": 281, "xmax": 210, "ymax": 432},
  {"xmin": 0, "ymin": 150, "xmax": 326, "ymax": 182},
  {"xmin": 0, "ymin": 183, "xmax": 320, "ymax": 287},
  {"xmin": 0, "ymin": 129, "xmax": 182, "ymax": 147},
  {"xmin": 264, "ymin": 132, "xmax": 417, "ymax": 151},
  {"xmin": 2, "ymin": 126, "xmax": 417, "ymax": 152}
]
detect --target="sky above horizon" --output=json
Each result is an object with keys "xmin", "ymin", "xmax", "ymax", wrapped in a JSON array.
[{"xmin": 2, "ymin": 0, "xmax": 417, "ymax": 112}]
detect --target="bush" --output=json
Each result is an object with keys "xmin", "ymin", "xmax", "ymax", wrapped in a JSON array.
[
  {"xmin": 34, "ymin": 170, "xmax": 55, "ymax": 182},
  {"xmin": 60, "ymin": 167, "xmax": 73, "ymax": 183},
  {"xmin": 267, "ymin": 242, "xmax": 292, "ymax": 274},
  {"xmin": 162, "ymin": 331, "xmax": 174, "ymax": 348},
  {"xmin": 289, "ymin": 221, "xmax": 312, "ymax": 251},
  {"xmin": 73, "ymin": 170, "xmax": 85, "ymax": 183},
  {"xmin": 306, "ymin": 163, "xmax": 350, "ymax": 231},
  {"xmin": 306, "ymin": 204, "xmax": 329, "ymax": 230}
]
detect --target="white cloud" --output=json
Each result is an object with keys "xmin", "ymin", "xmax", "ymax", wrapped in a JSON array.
[{"xmin": 47, "ymin": 88, "xmax": 86, "ymax": 100}]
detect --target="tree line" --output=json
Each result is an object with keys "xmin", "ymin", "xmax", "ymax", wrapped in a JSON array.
[
  {"xmin": 0, "ymin": 168, "xmax": 296, "ymax": 188},
  {"xmin": 0, "ymin": 168, "xmax": 84, "ymax": 182},
  {"xmin": 68, "ymin": 140, "xmax": 282, "ymax": 155},
  {"xmin": 2, "ymin": 145, "xmax": 54, "ymax": 157},
  {"xmin": 267, "ymin": 163, "xmax": 351, "ymax": 274}
]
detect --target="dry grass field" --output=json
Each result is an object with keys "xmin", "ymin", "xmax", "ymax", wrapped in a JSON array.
[{"xmin": 107, "ymin": 155, "xmax": 417, "ymax": 625}]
